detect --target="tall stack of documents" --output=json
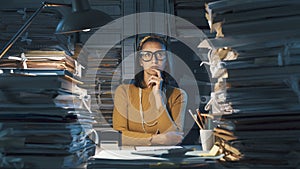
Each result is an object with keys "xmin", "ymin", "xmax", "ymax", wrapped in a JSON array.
[
  {"xmin": 0, "ymin": 50, "xmax": 81, "ymax": 76},
  {"xmin": 0, "ymin": 51, "xmax": 96, "ymax": 168},
  {"xmin": 199, "ymin": 0, "xmax": 300, "ymax": 168},
  {"xmin": 82, "ymin": 48, "xmax": 121, "ymax": 128}
]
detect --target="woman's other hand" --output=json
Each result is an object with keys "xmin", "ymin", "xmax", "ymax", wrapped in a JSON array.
[{"xmin": 151, "ymin": 131, "xmax": 184, "ymax": 145}]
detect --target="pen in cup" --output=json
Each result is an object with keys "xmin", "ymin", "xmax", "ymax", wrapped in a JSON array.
[
  {"xmin": 196, "ymin": 108, "xmax": 206, "ymax": 130},
  {"xmin": 188, "ymin": 109, "xmax": 203, "ymax": 130}
]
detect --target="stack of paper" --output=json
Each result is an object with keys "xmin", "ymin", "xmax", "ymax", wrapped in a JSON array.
[
  {"xmin": 82, "ymin": 48, "xmax": 122, "ymax": 128},
  {"xmin": 0, "ymin": 50, "xmax": 83, "ymax": 77},
  {"xmin": 87, "ymin": 148, "xmax": 224, "ymax": 169},
  {"xmin": 0, "ymin": 68, "xmax": 96, "ymax": 169},
  {"xmin": 200, "ymin": 0, "xmax": 300, "ymax": 168}
]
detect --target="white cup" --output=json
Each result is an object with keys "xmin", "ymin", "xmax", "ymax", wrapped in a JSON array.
[{"xmin": 200, "ymin": 129, "xmax": 214, "ymax": 151}]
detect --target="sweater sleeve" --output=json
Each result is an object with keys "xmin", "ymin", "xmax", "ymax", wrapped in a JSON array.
[
  {"xmin": 157, "ymin": 88, "xmax": 188, "ymax": 133},
  {"xmin": 112, "ymin": 85, "xmax": 153, "ymax": 146},
  {"xmin": 170, "ymin": 88, "xmax": 188, "ymax": 132}
]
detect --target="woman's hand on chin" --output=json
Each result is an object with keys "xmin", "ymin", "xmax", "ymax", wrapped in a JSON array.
[{"xmin": 147, "ymin": 69, "xmax": 163, "ymax": 91}]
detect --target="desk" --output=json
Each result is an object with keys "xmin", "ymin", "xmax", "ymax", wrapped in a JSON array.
[{"xmin": 87, "ymin": 145, "xmax": 223, "ymax": 169}]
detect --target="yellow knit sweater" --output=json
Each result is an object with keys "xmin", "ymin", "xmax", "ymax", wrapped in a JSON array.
[{"xmin": 112, "ymin": 84, "xmax": 187, "ymax": 146}]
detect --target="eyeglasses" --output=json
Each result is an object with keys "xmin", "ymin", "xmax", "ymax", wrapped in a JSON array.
[{"xmin": 137, "ymin": 50, "xmax": 167, "ymax": 62}]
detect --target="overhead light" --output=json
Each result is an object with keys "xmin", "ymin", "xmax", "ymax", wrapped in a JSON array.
[
  {"xmin": 55, "ymin": 0, "xmax": 112, "ymax": 34},
  {"xmin": 0, "ymin": 0, "xmax": 113, "ymax": 59},
  {"xmin": 82, "ymin": 29, "xmax": 91, "ymax": 32}
]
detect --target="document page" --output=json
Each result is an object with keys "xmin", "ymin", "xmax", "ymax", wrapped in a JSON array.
[{"xmin": 135, "ymin": 146, "xmax": 183, "ymax": 151}]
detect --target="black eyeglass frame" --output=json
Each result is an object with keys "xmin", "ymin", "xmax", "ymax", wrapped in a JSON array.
[{"xmin": 137, "ymin": 50, "xmax": 168, "ymax": 62}]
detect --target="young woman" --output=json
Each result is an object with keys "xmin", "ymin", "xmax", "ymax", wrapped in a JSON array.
[{"xmin": 113, "ymin": 35, "xmax": 187, "ymax": 146}]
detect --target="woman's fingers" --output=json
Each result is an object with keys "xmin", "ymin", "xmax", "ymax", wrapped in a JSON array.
[
  {"xmin": 147, "ymin": 75, "xmax": 163, "ymax": 87},
  {"xmin": 146, "ymin": 69, "xmax": 163, "ymax": 88},
  {"xmin": 151, "ymin": 69, "xmax": 162, "ymax": 78},
  {"xmin": 164, "ymin": 132, "xmax": 183, "ymax": 145},
  {"xmin": 151, "ymin": 132, "xmax": 184, "ymax": 145}
]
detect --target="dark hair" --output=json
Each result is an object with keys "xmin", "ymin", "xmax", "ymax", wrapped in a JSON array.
[{"xmin": 137, "ymin": 35, "xmax": 167, "ymax": 51}]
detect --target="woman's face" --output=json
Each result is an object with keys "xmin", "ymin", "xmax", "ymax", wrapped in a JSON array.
[{"xmin": 139, "ymin": 41, "xmax": 167, "ymax": 75}]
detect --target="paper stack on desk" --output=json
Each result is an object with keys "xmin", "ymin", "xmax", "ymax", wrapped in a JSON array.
[
  {"xmin": 87, "ymin": 146, "xmax": 224, "ymax": 169},
  {"xmin": 200, "ymin": 0, "xmax": 300, "ymax": 168},
  {"xmin": 81, "ymin": 48, "xmax": 122, "ymax": 128},
  {"xmin": 0, "ymin": 67, "xmax": 96, "ymax": 169}
]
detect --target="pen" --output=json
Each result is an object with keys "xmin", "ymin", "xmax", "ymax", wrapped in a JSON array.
[
  {"xmin": 196, "ymin": 109, "xmax": 205, "ymax": 130},
  {"xmin": 188, "ymin": 109, "xmax": 203, "ymax": 130},
  {"xmin": 201, "ymin": 113, "xmax": 214, "ymax": 119}
]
